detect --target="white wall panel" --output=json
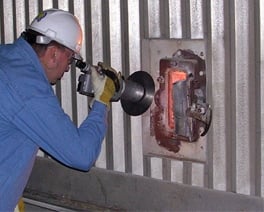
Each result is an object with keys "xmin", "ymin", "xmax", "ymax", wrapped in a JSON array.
[
  {"xmin": 150, "ymin": 157, "xmax": 163, "ymax": 180},
  {"xmin": 91, "ymin": 0, "xmax": 107, "ymax": 169},
  {"xmin": 27, "ymin": 0, "xmax": 39, "ymax": 26},
  {"xmin": 15, "ymin": 0, "xmax": 26, "ymax": 38},
  {"xmin": 127, "ymin": 0, "xmax": 144, "ymax": 175},
  {"xmin": 109, "ymin": 0, "xmax": 125, "ymax": 172},
  {"xmin": 210, "ymin": 0, "xmax": 227, "ymax": 192},
  {"xmin": 260, "ymin": 0, "xmax": 264, "ymax": 197},
  {"xmin": 171, "ymin": 160, "xmax": 183, "ymax": 183},
  {"xmin": 234, "ymin": 0, "xmax": 254, "ymax": 195},
  {"xmin": 58, "ymin": 1, "xmax": 73, "ymax": 119},
  {"xmin": 169, "ymin": 0, "xmax": 182, "ymax": 38},
  {"xmin": 192, "ymin": 163, "xmax": 204, "ymax": 187},
  {"xmin": 3, "ymin": 0, "xmax": 14, "ymax": 43},
  {"xmin": 42, "ymin": 0, "xmax": 53, "ymax": 10},
  {"xmin": 148, "ymin": 0, "xmax": 160, "ymax": 38},
  {"xmin": 190, "ymin": 0, "xmax": 204, "ymax": 38},
  {"xmin": 73, "ymin": 0, "xmax": 89, "ymax": 126}
]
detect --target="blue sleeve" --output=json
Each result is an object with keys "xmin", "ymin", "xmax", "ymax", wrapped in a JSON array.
[{"xmin": 12, "ymin": 95, "xmax": 108, "ymax": 171}]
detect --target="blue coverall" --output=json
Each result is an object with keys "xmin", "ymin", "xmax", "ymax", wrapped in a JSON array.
[{"xmin": 0, "ymin": 37, "xmax": 107, "ymax": 211}]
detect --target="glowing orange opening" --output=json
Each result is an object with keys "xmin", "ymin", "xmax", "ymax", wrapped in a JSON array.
[{"xmin": 167, "ymin": 68, "xmax": 187, "ymax": 129}]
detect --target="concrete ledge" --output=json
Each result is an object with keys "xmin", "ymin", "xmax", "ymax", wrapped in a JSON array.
[{"xmin": 25, "ymin": 157, "xmax": 264, "ymax": 211}]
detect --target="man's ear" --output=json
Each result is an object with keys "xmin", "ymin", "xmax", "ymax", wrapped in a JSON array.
[
  {"xmin": 47, "ymin": 46, "xmax": 58, "ymax": 63},
  {"xmin": 41, "ymin": 46, "xmax": 59, "ymax": 69}
]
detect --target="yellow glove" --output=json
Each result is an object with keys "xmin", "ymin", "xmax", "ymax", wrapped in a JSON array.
[
  {"xmin": 91, "ymin": 65, "xmax": 116, "ymax": 108},
  {"xmin": 14, "ymin": 198, "xmax": 25, "ymax": 212}
]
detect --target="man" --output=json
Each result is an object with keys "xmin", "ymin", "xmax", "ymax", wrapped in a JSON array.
[{"xmin": 0, "ymin": 9, "xmax": 116, "ymax": 211}]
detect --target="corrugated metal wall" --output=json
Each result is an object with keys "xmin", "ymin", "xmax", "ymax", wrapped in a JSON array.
[{"xmin": 0, "ymin": 0, "xmax": 263, "ymax": 198}]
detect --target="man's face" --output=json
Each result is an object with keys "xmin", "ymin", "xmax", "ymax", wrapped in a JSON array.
[{"xmin": 41, "ymin": 45, "xmax": 75, "ymax": 85}]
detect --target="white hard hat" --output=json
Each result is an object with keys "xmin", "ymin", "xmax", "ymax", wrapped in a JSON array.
[{"xmin": 28, "ymin": 9, "xmax": 83, "ymax": 59}]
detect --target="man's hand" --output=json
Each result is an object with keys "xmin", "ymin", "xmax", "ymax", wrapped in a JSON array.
[{"xmin": 91, "ymin": 65, "xmax": 116, "ymax": 108}]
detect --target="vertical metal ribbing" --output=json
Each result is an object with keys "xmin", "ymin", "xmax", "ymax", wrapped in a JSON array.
[
  {"xmin": 120, "ymin": 0, "xmax": 133, "ymax": 174},
  {"xmin": 72, "ymin": 0, "xmax": 89, "ymax": 127},
  {"xmin": 181, "ymin": 0, "xmax": 191, "ymax": 38},
  {"xmin": 3, "ymin": 0, "xmax": 14, "ymax": 43},
  {"xmin": 192, "ymin": 163, "xmax": 204, "ymax": 187},
  {"xmin": 254, "ymin": 0, "xmax": 261, "ymax": 197},
  {"xmin": 145, "ymin": 0, "xmax": 163, "ymax": 180},
  {"xmin": 209, "ymin": 0, "xmax": 228, "ymax": 192},
  {"xmin": 260, "ymin": 0, "xmax": 264, "ymax": 198},
  {"xmin": 189, "ymin": 0, "xmax": 205, "ymax": 187},
  {"xmin": 168, "ymin": 0, "xmax": 183, "ymax": 38},
  {"xmin": 58, "ymin": 1, "xmax": 73, "ymax": 121},
  {"xmin": 109, "ymin": 0, "xmax": 125, "ymax": 172},
  {"xmin": 234, "ymin": 0, "xmax": 255, "ymax": 195},
  {"xmin": 249, "ymin": 0, "xmax": 260, "ymax": 197},
  {"xmin": 27, "ymin": 0, "xmax": 39, "ymax": 25},
  {"xmin": 190, "ymin": 0, "xmax": 204, "ymax": 39},
  {"xmin": 91, "ymin": 0, "xmax": 107, "ymax": 169},
  {"xmin": 150, "ymin": 157, "xmax": 163, "ymax": 179},
  {"xmin": 127, "ymin": 0, "xmax": 144, "ymax": 175},
  {"xmin": 101, "ymin": 0, "xmax": 114, "ymax": 170},
  {"xmin": 13, "ymin": 0, "xmax": 26, "ymax": 39},
  {"xmin": 252, "ymin": 0, "xmax": 261, "ymax": 197},
  {"xmin": 41, "ymin": 0, "xmax": 53, "ymax": 10},
  {"xmin": 171, "ymin": 160, "xmax": 183, "ymax": 183},
  {"xmin": 227, "ymin": 0, "xmax": 237, "ymax": 194},
  {"xmin": 159, "ymin": 0, "xmax": 170, "ymax": 38},
  {"xmin": 0, "ymin": 0, "xmax": 3, "ymax": 43},
  {"xmin": 148, "ymin": 0, "xmax": 160, "ymax": 38}
]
